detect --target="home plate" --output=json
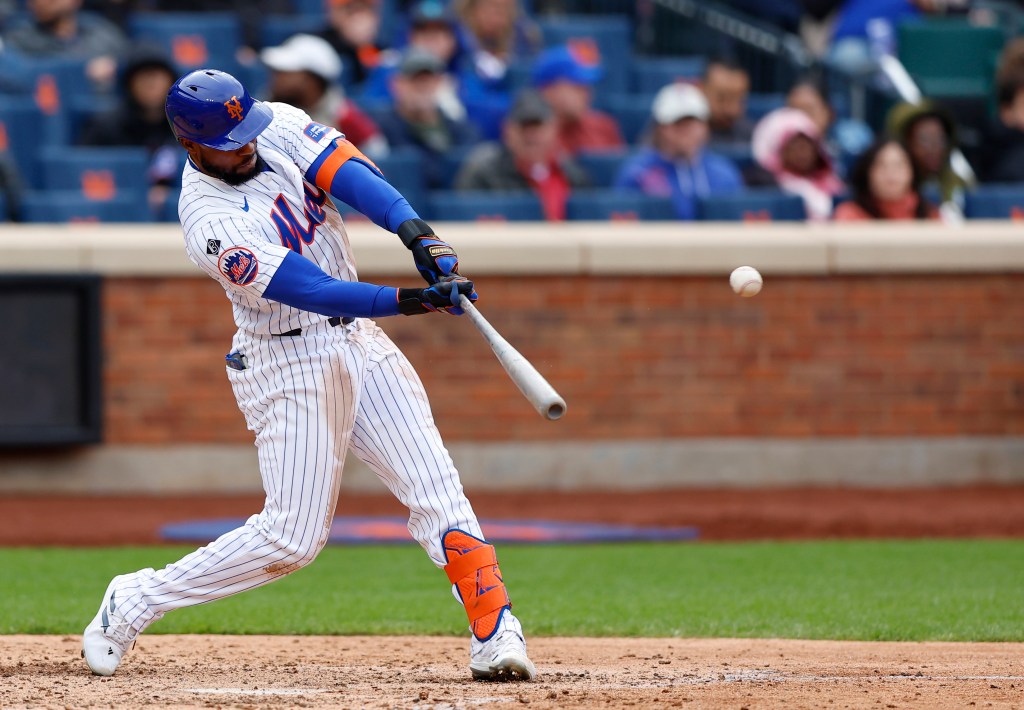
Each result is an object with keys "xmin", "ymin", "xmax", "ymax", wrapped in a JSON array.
[{"xmin": 183, "ymin": 688, "xmax": 327, "ymax": 696}]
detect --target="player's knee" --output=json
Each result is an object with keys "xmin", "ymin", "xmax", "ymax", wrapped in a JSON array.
[{"xmin": 261, "ymin": 533, "xmax": 327, "ymax": 574}]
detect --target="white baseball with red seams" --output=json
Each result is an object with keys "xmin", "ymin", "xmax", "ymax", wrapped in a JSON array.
[{"xmin": 730, "ymin": 266, "xmax": 763, "ymax": 297}]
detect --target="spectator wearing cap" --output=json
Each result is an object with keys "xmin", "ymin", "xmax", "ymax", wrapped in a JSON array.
[
  {"xmin": 614, "ymin": 83, "xmax": 743, "ymax": 221},
  {"xmin": 455, "ymin": 89, "xmax": 590, "ymax": 221},
  {"xmin": 361, "ymin": 0, "xmax": 466, "ymax": 122},
  {"xmin": 316, "ymin": 0, "xmax": 384, "ymax": 88},
  {"xmin": 376, "ymin": 48, "xmax": 478, "ymax": 188},
  {"xmin": 753, "ymin": 107, "xmax": 844, "ymax": 221},
  {"xmin": 532, "ymin": 44, "xmax": 624, "ymax": 157},
  {"xmin": 4, "ymin": 0, "xmax": 128, "ymax": 89},
  {"xmin": 80, "ymin": 47, "xmax": 180, "ymax": 216},
  {"xmin": 261, "ymin": 34, "xmax": 387, "ymax": 159}
]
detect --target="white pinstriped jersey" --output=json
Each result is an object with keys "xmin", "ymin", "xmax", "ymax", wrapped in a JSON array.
[{"xmin": 179, "ymin": 101, "xmax": 357, "ymax": 336}]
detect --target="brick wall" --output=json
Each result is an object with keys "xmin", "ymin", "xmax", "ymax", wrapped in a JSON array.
[{"xmin": 103, "ymin": 274, "xmax": 1024, "ymax": 444}]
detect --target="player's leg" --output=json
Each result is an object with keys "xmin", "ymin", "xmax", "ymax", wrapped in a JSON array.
[
  {"xmin": 347, "ymin": 323, "xmax": 536, "ymax": 681},
  {"xmin": 83, "ymin": 334, "xmax": 361, "ymax": 675}
]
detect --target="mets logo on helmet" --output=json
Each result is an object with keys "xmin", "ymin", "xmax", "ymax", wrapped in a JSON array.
[
  {"xmin": 218, "ymin": 247, "xmax": 258, "ymax": 286},
  {"xmin": 224, "ymin": 95, "xmax": 244, "ymax": 121}
]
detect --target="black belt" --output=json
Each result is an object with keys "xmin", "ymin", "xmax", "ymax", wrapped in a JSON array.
[{"xmin": 272, "ymin": 316, "xmax": 354, "ymax": 337}]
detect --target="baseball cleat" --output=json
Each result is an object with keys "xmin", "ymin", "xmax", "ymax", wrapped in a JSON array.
[
  {"xmin": 469, "ymin": 610, "xmax": 537, "ymax": 681},
  {"xmin": 82, "ymin": 575, "xmax": 138, "ymax": 676}
]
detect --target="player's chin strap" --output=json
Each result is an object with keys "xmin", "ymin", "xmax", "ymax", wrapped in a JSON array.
[{"xmin": 442, "ymin": 529, "xmax": 511, "ymax": 642}]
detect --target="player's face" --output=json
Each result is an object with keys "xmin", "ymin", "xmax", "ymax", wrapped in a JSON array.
[{"xmin": 184, "ymin": 139, "xmax": 263, "ymax": 186}]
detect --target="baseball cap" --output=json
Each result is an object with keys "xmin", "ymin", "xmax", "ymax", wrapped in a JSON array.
[
  {"xmin": 398, "ymin": 47, "xmax": 445, "ymax": 77},
  {"xmin": 410, "ymin": 0, "xmax": 454, "ymax": 27},
  {"xmin": 507, "ymin": 89, "xmax": 553, "ymax": 124},
  {"xmin": 651, "ymin": 82, "xmax": 709, "ymax": 124},
  {"xmin": 531, "ymin": 44, "xmax": 602, "ymax": 88},
  {"xmin": 261, "ymin": 34, "xmax": 343, "ymax": 83}
]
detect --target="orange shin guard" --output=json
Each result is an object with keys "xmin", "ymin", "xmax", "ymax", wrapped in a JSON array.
[{"xmin": 442, "ymin": 530, "xmax": 511, "ymax": 641}]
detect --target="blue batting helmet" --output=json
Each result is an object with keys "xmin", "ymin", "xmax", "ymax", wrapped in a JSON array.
[{"xmin": 165, "ymin": 69, "xmax": 273, "ymax": 150}]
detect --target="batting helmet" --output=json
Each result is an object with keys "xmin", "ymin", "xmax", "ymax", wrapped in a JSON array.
[{"xmin": 165, "ymin": 69, "xmax": 273, "ymax": 150}]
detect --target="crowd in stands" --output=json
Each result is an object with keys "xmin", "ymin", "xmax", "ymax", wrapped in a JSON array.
[{"xmin": 0, "ymin": 0, "xmax": 1022, "ymax": 223}]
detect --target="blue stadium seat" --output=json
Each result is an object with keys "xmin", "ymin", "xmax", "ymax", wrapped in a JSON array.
[
  {"xmin": 373, "ymin": 148, "xmax": 427, "ymax": 214},
  {"xmin": 595, "ymin": 93, "xmax": 652, "ymax": 144},
  {"xmin": 67, "ymin": 94, "xmax": 120, "ymax": 144},
  {"xmin": 38, "ymin": 148, "xmax": 150, "ymax": 200},
  {"xmin": 575, "ymin": 150, "xmax": 629, "ymax": 188},
  {"xmin": 566, "ymin": 190, "xmax": 676, "ymax": 221},
  {"xmin": 698, "ymin": 190, "xmax": 806, "ymax": 221},
  {"xmin": 0, "ymin": 193, "xmax": 8, "ymax": 222},
  {"xmin": 0, "ymin": 97, "xmax": 48, "ymax": 188},
  {"xmin": 260, "ymin": 15, "xmax": 325, "ymax": 49},
  {"xmin": 426, "ymin": 191, "xmax": 545, "ymax": 221},
  {"xmin": 438, "ymin": 146, "xmax": 477, "ymax": 190},
  {"xmin": 539, "ymin": 16, "xmax": 632, "ymax": 94},
  {"xmin": 630, "ymin": 57, "xmax": 706, "ymax": 94},
  {"xmin": 711, "ymin": 144, "xmax": 756, "ymax": 175},
  {"xmin": 746, "ymin": 93, "xmax": 786, "ymax": 121},
  {"xmin": 129, "ymin": 13, "xmax": 242, "ymax": 73},
  {"xmin": 21, "ymin": 191, "xmax": 152, "ymax": 223},
  {"xmin": 964, "ymin": 185, "xmax": 1024, "ymax": 219}
]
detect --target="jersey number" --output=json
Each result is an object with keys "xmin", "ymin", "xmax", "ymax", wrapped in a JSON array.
[{"xmin": 271, "ymin": 184, "xmax": 329, "ymax": 255}]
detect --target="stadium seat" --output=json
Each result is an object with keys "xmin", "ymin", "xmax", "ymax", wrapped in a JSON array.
[
  {"xmin": 0, "ymin": 97, "xmax": 49, "ymax": 188},
  {"xmin": 260, "ymin": 14, "xmax": 324, "ymax": 48},
  {"xmin": 129, "ymin": 13, "xmax": 242, "ymax": 73},
  {"xmin": 575, "ymin": 150, "xmax": 629, "ymax": 188},
  {"xmin": 438, "ymin": 146, "xmax": 477, "ymax": 190},
  {"xmin": 964, "ymin": 185, "xmax": 1024, "ymax": 219},
  {"xmin": 38, "ymin": 148, "xmax": 150, "ymax": 201},
  {"xmin": 595, "ymin": 93, "xmax": 652, "ymax": 144},
  {"xmin": 0, "ymin": 193, "xmax": 8, "ymax": 222},
  {"xmin": 426, "ymin": 191, "xmax": 545, "ymax": 221},
  {"xmin": 566, "ymin": 190, "xmax": 676, "ymax": 221},
  {"xmin": 539, "ymin": 16, "xmax": 632, "ymax": 94},
  {"xmin": 698, "ymin": 190, "xmax": 806, "ymax": 221},
  {"xmin": 746, "ymin": 93, "xmax": 786, "ymax": 121},
  {"xmin": 21, "ymin": 191, "xmax": 152, "ymax": 223},
  {"xmin": 630, "ymin": 56, "xmax": 706, "ymax": 94},
  {"xmin": 373, "ymin": 148, "xmax": 427, "ymax": 214},
  {"xmin": 67, "ymin": 94, "xmax": 120, "ymax": 144},
  {"xmin": 898, "ymin": 20, "xmax": 1004, "ymax": 98}
]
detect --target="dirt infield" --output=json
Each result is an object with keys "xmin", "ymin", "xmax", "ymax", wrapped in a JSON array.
[
  {"xmin": 2, "ymin": 635, "xmax": 1022, "ymax": 709},
  {"xmin": 2, "ymin": 485, "xmax": 1024, "ymax": 546}
]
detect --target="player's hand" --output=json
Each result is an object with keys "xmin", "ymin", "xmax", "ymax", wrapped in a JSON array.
[
  {"xmin": 397, "ymin": 276, "xmax": 478, "ymax": 316},
  {"xmin": 409, "ymin": 235, "xmax": 459, "ymax": 285}
]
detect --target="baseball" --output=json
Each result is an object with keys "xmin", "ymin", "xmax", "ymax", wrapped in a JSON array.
[{"xmin": 730, "ymin": 266, "xmax": 763, "ymax": 297}]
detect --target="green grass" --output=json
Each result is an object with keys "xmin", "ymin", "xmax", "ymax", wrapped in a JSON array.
[{"xmin": 1, "ymin": 541, "xmax": 1022, "ymax": 641}]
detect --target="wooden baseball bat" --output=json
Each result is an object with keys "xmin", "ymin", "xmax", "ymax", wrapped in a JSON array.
[{"xmin": 458, "ymin": 295, "xmax": 566, "ymax": 421}]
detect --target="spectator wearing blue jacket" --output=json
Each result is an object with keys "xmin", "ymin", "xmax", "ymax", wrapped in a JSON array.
[{"xmin": 615, "ymin": 83, "xmax": 743, "ymax": 220}]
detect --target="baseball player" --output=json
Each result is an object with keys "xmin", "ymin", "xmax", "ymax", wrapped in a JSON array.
[{"xmin": 82, "ymin": 69, "xmax": 536, "ymax": 682}]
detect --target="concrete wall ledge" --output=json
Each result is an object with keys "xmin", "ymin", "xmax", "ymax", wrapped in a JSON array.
[
  {"xmin": 1, "ymin": 222, "xmax": 1022, "ymax": 276},
  {"xmin": 1, "ymin": 438, "xmax": 1021, "ymax": 494}
]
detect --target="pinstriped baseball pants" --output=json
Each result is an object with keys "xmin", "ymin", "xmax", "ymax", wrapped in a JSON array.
[{"xmin": 115, "ymin": 318, "xmax": 484, "ymax": 633}]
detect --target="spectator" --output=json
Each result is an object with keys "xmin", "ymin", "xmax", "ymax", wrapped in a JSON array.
[
  {"xmin": 886, "ymin": 100, "xmax": 966, "ymax": 204},
  {"xmin": 455, "ymin": 89, "xmax": 589, "ymax": 221},
  {"xmin": 317, "ymin": 0, "xmax": 384, "ymax": 88},
  {"xmin": 361, "ymin": 0, "xmax": 466, "ymax": 122},
  {"xmin": 786, "ymin": 78, "xmax": 873, "ymax": 176},
  {"xmin": 454, "ymin": 0, "xmax": 541, "ymax": 139},
  {"xmin": 980, "ymin": 70, "xmax": 1024, "ymax": 183},
  {"xmin": 260, "ymin": 34, "xmax": 387, "ymax": 158},
  {"xmin": 3, "ymin": 0, "xmax": 128, "ymax": 89},
  {"xmin": 701, "ymin": 56, "xmax": 753, "ymax": 149},
  {"xmin": 376, "ymin": 48, "xmax": 477, "ymax": 187},
  {"xmin": 79, "ymin": 47, "xmax": 179, "ymax": 215},
  {"xmin": 753, "ymin": 107, "xmax": 844, "ymax": 221},
  {"xmin": 834, "ymin": 139, "xmax": 938, "ymax": 220},
  {"xmin": 614, "ymin": 83, "xmax": 743, "ymax": 221},
  {"xmin": 532, "ymin": 44, "xmax": 624, "ymax": 156}
]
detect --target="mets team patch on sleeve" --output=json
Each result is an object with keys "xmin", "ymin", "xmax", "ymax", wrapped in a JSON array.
[
  {"xmin": 218, "ymin": 247, "xmax": 259, "ymax": 286},
  {"xmin": 303, "ymin": 122, "xmax": 332, "ymax": 143}
]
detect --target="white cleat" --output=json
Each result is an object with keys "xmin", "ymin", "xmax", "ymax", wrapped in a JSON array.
[
  {"xmin": 82, "ymin": 575, "xmax": 138, "ymax": 676},
  {"xmin": 469, "ymin": 611, "xmax": 537, "ymax": 681}
]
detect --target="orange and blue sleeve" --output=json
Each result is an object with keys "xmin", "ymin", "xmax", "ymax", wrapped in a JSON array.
[{"xmin": 305, "ymin": 138, "xmax": 419, "ymax": 232}]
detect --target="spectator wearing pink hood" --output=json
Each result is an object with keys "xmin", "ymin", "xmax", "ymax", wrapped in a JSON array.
[{"xmin": 753, "ymin": 107, "xmax": 845, "ymax": 221}]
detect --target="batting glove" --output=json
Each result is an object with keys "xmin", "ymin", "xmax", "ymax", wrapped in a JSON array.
[
  {"xmin": 398, "ymin": 218, "xmax": 459, "ymax": 285},
  {"xmin": 397, "ymin": 276, "xmax": 478, "ymax": 316}
]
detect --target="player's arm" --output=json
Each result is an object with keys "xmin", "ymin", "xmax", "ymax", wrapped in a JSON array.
[
  {"xmin": 305, "ymin": 138, "xmax": 462, "ymax": 286},
  {"xmin": 263, "ymin": 251, "xmax": 476, "ymax": 317}
]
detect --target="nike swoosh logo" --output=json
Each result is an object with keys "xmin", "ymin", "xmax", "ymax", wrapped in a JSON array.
[{"xmin": 242, "ymin": 197, "xmax": 249, "ymax": 212}]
